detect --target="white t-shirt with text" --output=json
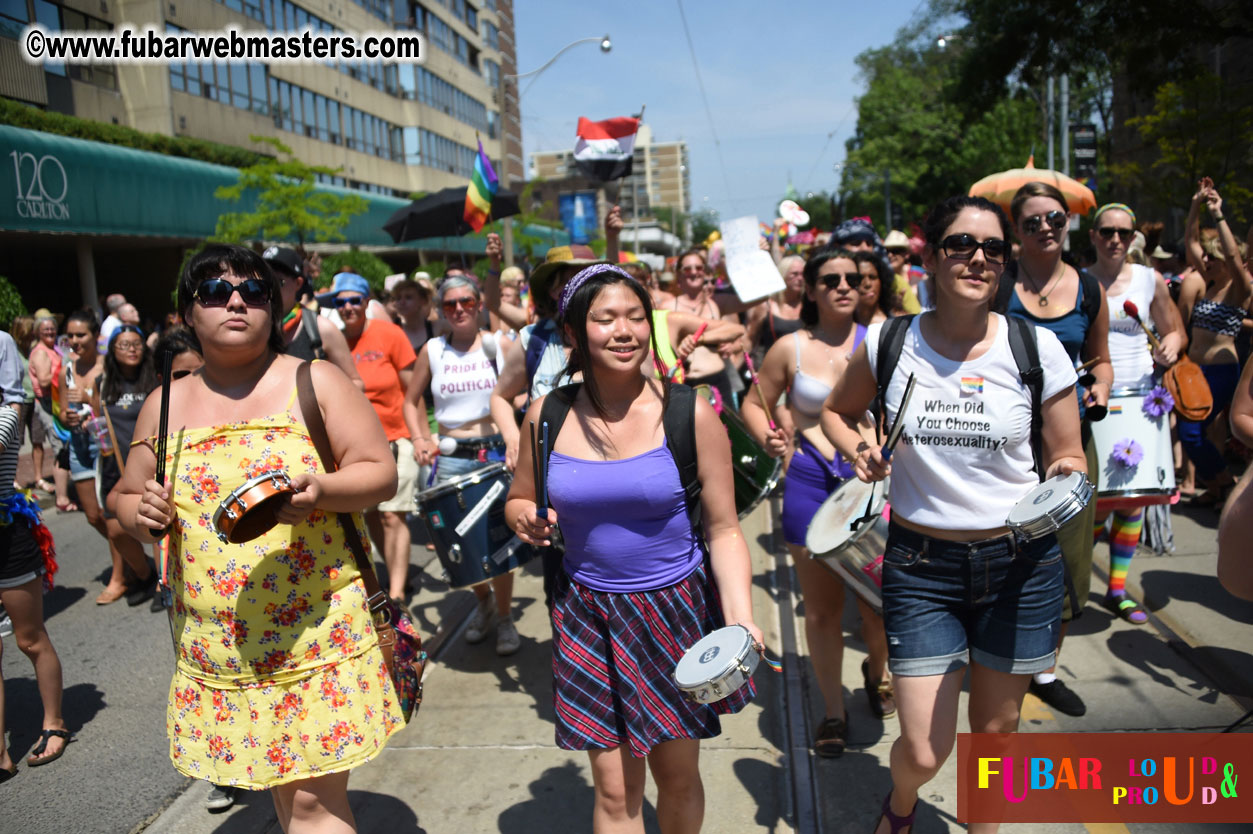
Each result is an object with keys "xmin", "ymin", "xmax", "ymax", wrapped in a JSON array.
[{"xmin": 865, "ymin": 314, "xmax": 1077, "ymax": 531}]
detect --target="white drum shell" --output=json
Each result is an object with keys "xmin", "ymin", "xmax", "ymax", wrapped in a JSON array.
[
  {"xmin": 673, "ymin": 625, "xmax": 759, "ymax": 704},
  {"xmin": 1089, "ymin": 388, "xmax": 1176, "ymax": 501}
]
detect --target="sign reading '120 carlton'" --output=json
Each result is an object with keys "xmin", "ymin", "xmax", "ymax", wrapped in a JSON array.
[{"xmin": 9, "ymin": 150, "xmax": 70, "ymax": 221}]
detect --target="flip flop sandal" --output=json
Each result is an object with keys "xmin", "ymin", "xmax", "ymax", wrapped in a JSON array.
[
  {"xmin": 35, "ymin": 479, "xmax": 56, "ymax": 493},
  {"xmin": 0, "ymin": 764, "xmax": 17, "ymax": 785},
  {"xmin": 27, "ymin": 729, "xmax": 73, "ymax": 767},
  {"xmin": 55, "ymin": 500, "xmax": 79, "ymax": 514},
  {"xmin": 1105, "ymin": 595, "xmax": 1148, "ymax": 624},
  {"xmin": 875, "ymin": 791, "xmax": 918, "ymax": 834}
]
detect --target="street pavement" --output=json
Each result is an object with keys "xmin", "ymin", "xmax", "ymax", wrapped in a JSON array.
[{"xmin": 3, "ymin": 451, "xmax": 1251, "ymax": 833}]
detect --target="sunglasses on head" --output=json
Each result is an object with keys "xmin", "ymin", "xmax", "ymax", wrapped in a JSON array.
[
  {"xmin": 1096, "ymin": 227, "xmax": 1134, "ymax": 243},
  {"xmin": 195, "ymin": 277, "xmax": 272, "ymax": 308},
  {"xmin": 442, "ymin": 297, "xmax": 479, "ymax": 312},
  {"xmin": 334, "ymin": 295, "xmax": 366, "ymax": 308},
  {"xmin": 1021, "ymin": 210, "xmax": 1068, "ymax": 235},
  {"xmin": 171, "ymin": 368, "xmax": 193, "ymax": 380},
  {"xmin": 940, "ymin": 234, "xmax": 1010, "ymax": 265},
  {"xmin": 818, "ymin": 271, "xmax": 864, "ymax": 290}
]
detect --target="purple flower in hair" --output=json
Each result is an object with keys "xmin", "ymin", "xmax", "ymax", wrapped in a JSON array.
[
  {"xmin": 558, "ymin": 263, "xmax": 633, "ymax": 317},
  {"xmin": 1142, "ymin": 386, "xmax": 1174, "ymax": 419},
  {"xmin": 1110, "ymin": 438, "xmax": 1144, "ymax": 469}
]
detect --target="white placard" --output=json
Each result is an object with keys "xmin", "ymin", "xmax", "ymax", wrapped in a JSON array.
[{"xmin": 720, "ymin": 216, "xmax": 785, "ymax": 304}]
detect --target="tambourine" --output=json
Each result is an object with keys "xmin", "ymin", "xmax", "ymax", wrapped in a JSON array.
[
  {"xmin": 1005, "ymin": 472, "xmax": 1093, "ymax": 541},
  {"xmin": 212, "ymin": 470, "xmax": 297, "ymax": 544}
]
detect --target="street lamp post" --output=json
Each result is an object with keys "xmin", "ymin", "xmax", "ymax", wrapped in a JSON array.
[{"xmin": 496, "ymin": 34, "xmax": 612, "ymax": 266}]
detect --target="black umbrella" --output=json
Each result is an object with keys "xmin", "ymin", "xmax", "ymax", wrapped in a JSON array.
[{"xmin": 383, "ymin": 186, "xmax": 521, "ymax": 243}]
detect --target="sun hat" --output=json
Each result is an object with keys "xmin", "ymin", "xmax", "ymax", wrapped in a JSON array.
[
  {"xmin": 882, "ymin": 229, "xmax": 910, "ymax": 251},
  {"xmin": 315, "ymin": 272, "xmax": 371, "ymax": 304},
  {"xmin": 528, "ymin": 244, "xmax": 606, "ymax": 303},
  {"xmin": 1149, "ymin": 245, "xmax": 1172, "ymax": 260}
]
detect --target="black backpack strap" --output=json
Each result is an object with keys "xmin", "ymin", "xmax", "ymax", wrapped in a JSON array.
[
  {"xmin": 874, "ymin": 315, "xmax": 915, "ymax": 432},
  {"xmin": 1004, "ymin": 315, "xmax": 1045, "ymax": 480},
  {"xmin": 524, "ymin": 319, "xmax": 556, "ymax": 397},
  {"xmin": 536, "ymin": 382, "xmax": 579, "ymax": 611},
  {"xmin": 1077, "ymin": 268, "xmax": 1102, "ymax": 325},
  {"xmin": 302, "ymin": 309, "xmax": 325, "ymax": 360},
  {"xmin": 663, "ymin": 384, "xmax": 703, "ymax": 534}
]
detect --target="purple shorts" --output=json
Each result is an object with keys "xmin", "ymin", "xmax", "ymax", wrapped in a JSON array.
[{"xmin": 781, "ymin": 435, "xmax": 854, "ymax": 546}]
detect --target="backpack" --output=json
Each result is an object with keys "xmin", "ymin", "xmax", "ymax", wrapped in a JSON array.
[
  {"xmin": 875, "ymin": 314, "xmax": 1045, "ymax": 480},
  {"xmin": 300, "ymin": 308, "xmax": 326, "ymax": 360},
  {"xmin": 534, "ymin": 382, "xmax": 704, "ymax": 606},
  {"xmin": 523, "ymin": 318, "xmax": 559, "ymax": 403}
]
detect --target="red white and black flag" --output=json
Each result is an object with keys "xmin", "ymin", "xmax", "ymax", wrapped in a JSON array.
[{"xmin": 573, "ymin": 116, "xmax": 640, "ymax": 182}]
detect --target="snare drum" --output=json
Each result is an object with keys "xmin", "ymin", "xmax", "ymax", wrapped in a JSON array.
[
  {"xmin": 1005, "ymin": 472, "xmax": 1093, "ymax": 540},
  {"xmin": 1090, "ymin": 386, "xmax": 1176, "ymax": 512},
  {"xmin": 673, "ymin": 624, "xmax": 760, "ymax": 704},
  {"xmin": 415, "ymin": 463, "xmax": 535, "ymax": 589},
  {"xmin": 693, "ymin": 386, "xmax": 781, "ymax": 518},
  {"xmin": 806, "ymin": 477, "xmax": 890, "ymax": 611},
  {"xmin": 212, "ymin": 470, "xmax": 297, "ymax": 544}
]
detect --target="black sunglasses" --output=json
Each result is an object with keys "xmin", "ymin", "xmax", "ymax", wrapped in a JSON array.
[
  {"xmin": 940, "ymin": 234, "xmax": 1010, "ymax": 265},
  {"xmin": 1096, "ymin": 227, "xmax": 1134, "ymax": 243},
  {"xmin": 195, "ymin": 277, "xmax": 272, "ymax": 308},
  {"xmin": 334, "ymin": 295, "xmax": 367, "ymax": 308},
  {"xmin": 818, "ymin": 272, "xmax": 864, "ymax": 290},
  {"xmin": 1021, "ymin": 210, "xmax": 1068, "ymax": 235}
]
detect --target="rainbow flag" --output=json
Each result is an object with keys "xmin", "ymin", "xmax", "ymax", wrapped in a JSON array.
[
  {"xmin": 961, "ymin": 376, "xmax": 984, "ymax": 394},
  {"xmin": 463, "ymin": 138, "xmax": 498, "ymax": 232}
]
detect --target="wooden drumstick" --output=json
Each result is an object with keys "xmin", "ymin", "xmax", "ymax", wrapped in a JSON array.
[
  {"xmin": 1075, "ymin": 355, "xmax": 1103, "ymax": 372},
  {"xmin": 743, "ymin": 351, "xmax": 776, "ymax": 430},
  {"xmin": 154, "ymin": 351, "xmax": 174, "ymax": 536},
  {"xmin": 1123, "ymin": 300, "xmax": 1162, "ymax": 352}
]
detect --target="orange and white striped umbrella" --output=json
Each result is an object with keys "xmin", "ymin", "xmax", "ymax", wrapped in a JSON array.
[{"xmin": 969, "ymin": 156, "xmax": 1096, "ymax": 219}]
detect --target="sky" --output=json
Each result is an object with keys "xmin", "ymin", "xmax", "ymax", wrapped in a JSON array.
[{"xmin": 513, "ymin": 0, "xmax": 930, "ymax": 228}]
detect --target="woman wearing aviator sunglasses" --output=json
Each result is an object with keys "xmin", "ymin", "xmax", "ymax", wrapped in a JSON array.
[
  {"xmin": 993, "ymin": 180, "xmax": 1113, "ymax": 719},
  {"xmin": 1087, "ymin": 202, "xmax": 1187, "ymax": 624},
  {"xmin": 824, "ymin": 196, "xmax": 1084, "ymax": 834},
  {"xmin": 403, "ymin": 276, "xmax": 522, "ymax": 656},
  {"xmin": 115, "ymin": 244, "xmax": 403, "ymax": 832},
  {"xmin": 742, "ymin": 249, "xmax": 893, "ymax": 758}
]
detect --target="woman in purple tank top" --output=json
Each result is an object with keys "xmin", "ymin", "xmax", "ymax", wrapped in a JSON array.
[{"xmin": 506, "ymin": 264, "xmax": 761, "ymax": 834}]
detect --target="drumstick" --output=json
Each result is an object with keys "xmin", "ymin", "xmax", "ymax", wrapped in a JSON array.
[
  {"xmin": 154, "ymin": 350, "xmax": 174, "ymax": 535},
  {"xmin": 538, "ymin": 421, "xmax": 551, "ymax": 517},
  {"xmin": 679, "ymin": 322, "xmax": 709, "ymax": 377},
  {"xmin": 743, "ymin": 351, "xmax": 776, "ymax": 430},
  {"xmin": 1075, "ymin": 356, "xmax": 1103, "ymax": 372},
  {"xmin": 530, "ymin": 421, "xmax": 547, "ymax": 522},
  {"xmin": 1123, "ymin": 300, "xmax": 1163, "ymax": 352}
]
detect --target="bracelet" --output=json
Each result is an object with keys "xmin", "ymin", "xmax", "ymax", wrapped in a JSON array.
[{"xmin": 1213, "ymin": 214, "xmax": 1225, "ymax": 223}]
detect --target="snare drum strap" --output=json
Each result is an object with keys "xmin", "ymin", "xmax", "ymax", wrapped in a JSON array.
[{"xmin": 294, "ymin": 362, "xmax": 387, "ymax": 606}]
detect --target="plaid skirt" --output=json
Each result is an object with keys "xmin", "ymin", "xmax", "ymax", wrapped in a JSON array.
[{"xmin": 551, "ymin": 562, "xmax": 755, "ymax": 758}]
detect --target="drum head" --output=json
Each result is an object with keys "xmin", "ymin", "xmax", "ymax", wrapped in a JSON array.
[
  {"xmin": 806, "ymin": 477, "xmax": 886, "ymax": 555},
  {"xmin": 674, "ymin": 626, "xmax": 750, "ymax": 688},
  {"xmin": 416, "ymin": 462, "xmax": 506, "ymax": 506},
  {"xmin": 1005, "ymin": 471, "xmax": 1089, "ymax": 530}
]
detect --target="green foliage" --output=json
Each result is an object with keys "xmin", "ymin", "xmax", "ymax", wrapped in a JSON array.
[
  {"xmin": 0, "ymin": 275, "xmax": 28, "ymax": 331},
  {"xmin": 423, "ymin": 262, "xmax": 447, "ymax": 281},
  {"xmin": 793, "ymin": 192, "xmax": 836, "ymax": 233},
  {"xmin": 213, "ymin": 136, "xmax": 368, "ymax": 247},
  {"xmin": 689, "ymin": 209, "xmax": 720, "ymax": 245},
  {"xmin": 840, "ymin": 43, "xmax": 1042, "ymax": 230},
  {"xmin": 318, "ymin": 250, "xmax": 395, "ymax": 293},
  {"xmin": 0, "ymin": 98, "xmax": 267, "ymax": 168},
  {"xmin": 1110, "ymin": 73, "xmax": 1253, "ymax": 229}
]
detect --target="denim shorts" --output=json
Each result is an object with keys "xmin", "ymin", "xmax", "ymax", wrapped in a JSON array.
[
  {"xmin": 67, "ymin": 430, "xmax": 99, "ymax": 482},
  {"xmin": 881, "ymin": 521, "xmax": 1063, "ymax": 677}
]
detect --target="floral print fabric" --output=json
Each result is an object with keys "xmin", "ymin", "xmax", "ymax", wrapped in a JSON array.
[{"xmin": 161, "ymin": 412, "xmax": 402, "ymax": 787}]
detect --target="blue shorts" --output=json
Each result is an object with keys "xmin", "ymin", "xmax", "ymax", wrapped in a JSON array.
[
  {"xmin": 881, "ymin": 522, "xmax": 1063, "ymax": 677},
  {"xmin": 67, "ymin": 430, "xmax": 99, "ymax": 483},
  {"xmin": 781, "ymin": 435, "xmax": 855, "ymax": 546}
]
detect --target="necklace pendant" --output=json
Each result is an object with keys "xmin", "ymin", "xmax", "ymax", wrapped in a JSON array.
[{"xmin": 1038, "ymin": 297, "xmax": 1049, "ymax": 307}]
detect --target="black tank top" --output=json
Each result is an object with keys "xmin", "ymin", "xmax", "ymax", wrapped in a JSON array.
[
  {"xmin": 285, "ymin": 311, "xmax": 324, "ymax": 361},
  {"xmin": 759, "ymin": 306, "xmax": 804, "ymax": 354}
]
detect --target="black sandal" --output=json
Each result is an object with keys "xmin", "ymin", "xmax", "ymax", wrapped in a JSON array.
[
  {"xmin": 0, "ymin": 764, "xmax": 17, "ymax": 785},
  {"xmin": 813, "ymin": 712, "xmax": 849, "ymax": 758},
  {"xmin": 27, "ymin": 729, "xmax": 73, "ymax": 767}
]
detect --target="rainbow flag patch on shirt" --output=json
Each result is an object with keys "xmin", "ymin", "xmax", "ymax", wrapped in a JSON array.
[
  {"xmin": 1108, "ymin": 405, "xmax": 1123, "ymax": 415},
  {"xmin": 960, "ymin": 377, "xmax": 984, "ymax": 394}
]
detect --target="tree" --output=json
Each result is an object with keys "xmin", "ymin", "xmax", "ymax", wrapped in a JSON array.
[
  {"xmin": 689, "ymin": 208, "xmax": 720, "ymax": 246},
  {"xmin": 839, "ymin": 42, "xmax": 1042, "ymax": 231},
  {"xmin": 213, "ymin": 136, "xmax": 368, "ymax": 247},
  {"xmin": 0, "ymin": 275, "xmax": 27, "ymax": 330},
  {"xmin": 1109, "ymin": 72, "xmax": 1253, "ymax": 228},
  {"xmin": 319, "ymin": 250, "xmax": 396, "ymax": 293},
  {"xmin": 793, "ymin": 191, "xmax": 836, "ymax": 234}
]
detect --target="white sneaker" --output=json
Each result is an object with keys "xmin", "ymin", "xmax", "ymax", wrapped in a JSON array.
[
  {"xmin": 0, "ymin": 612, "xmax": 11, "ymax": 638},
  {"xmin": 464, "ymin": 592, "xmax": 495, "ymax": 644},
  {"xmin": 495, "ymin": 616, "xmax": 521, "ymax": 656}
]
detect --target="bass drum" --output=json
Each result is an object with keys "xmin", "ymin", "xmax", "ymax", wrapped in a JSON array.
[
  {"xmin": 694, "ymin": 385, "xmax": 782, "ymax": 518},
  {"xmin": 1090, "ymin": 386, "xmax": 1176, "ymax": 512},
  {"xmin": 415, "ymin": 463, "xmax": 535, "ymax": 589},
  {"xmin": 806, "ymin": 477, "xmax": 889, "ymax": 612}
]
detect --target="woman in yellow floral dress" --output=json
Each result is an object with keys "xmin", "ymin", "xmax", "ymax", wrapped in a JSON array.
[{"xmin": 115, "ymin": 244, "xmax": 402, "ymax": 834}]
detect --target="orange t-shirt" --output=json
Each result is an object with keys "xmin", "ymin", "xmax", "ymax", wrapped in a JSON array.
[{"xmin": 346, "ymin": 319, "xmax": 417, "ymax": 441}]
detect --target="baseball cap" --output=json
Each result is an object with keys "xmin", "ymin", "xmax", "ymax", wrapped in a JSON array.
[
  {"xmin": 315, "ymin": 272, "xmax": 371, "ymax": 304},
  {"xmin": 261, "ymin": 245, "xmax": 304, "ymax": 279}
]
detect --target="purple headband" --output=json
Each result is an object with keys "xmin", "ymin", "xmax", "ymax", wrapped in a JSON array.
[{"xmin": 558, "ymin": 263, "xmax": 633, "ymax": 317}]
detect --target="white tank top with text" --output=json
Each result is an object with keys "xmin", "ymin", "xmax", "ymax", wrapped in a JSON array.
[{"xmin": 427, "ymin": 335, "xmax": 497, "ymax": 429}]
